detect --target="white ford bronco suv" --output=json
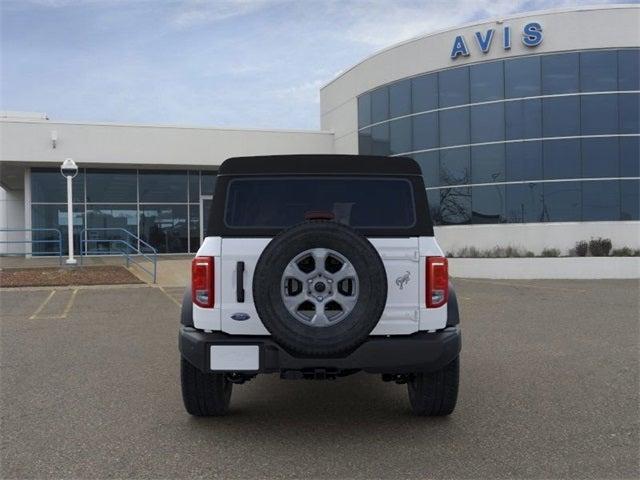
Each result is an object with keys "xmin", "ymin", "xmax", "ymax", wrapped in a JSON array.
[{"xmin": 180, "ymin": 155, "xmax": 461, "ymax": 416}]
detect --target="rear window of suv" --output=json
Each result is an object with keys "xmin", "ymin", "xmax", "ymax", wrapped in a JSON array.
[{"xmin": 224, "ymin": 176, "xmax": 416, "ymax": 229}]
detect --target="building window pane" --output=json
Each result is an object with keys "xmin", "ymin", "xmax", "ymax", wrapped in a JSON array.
[
  {"xmin": 506, "ymin": 141, "xmax": 543, "ymax": 182},
  {"xmin": 389, "ymin": 79, "xmax": 411, "ymax": 118},
  {"xmin": 188, "ymin": 171, "xmax": 199, "ymax": 203},
  {"xmin": 580, "ymin": 50, "xmax": 617, "ymax": 92},
  {"xmin": 542, "ymin": 52, "xmax": 579, "ymax": 94},
  {"xmin": 439, "ymin": 67, "xmax": 469, "ymax": 108},
  {"xmin": 359, "ymin": 129, "xmax": 372, "ymax": 155},
  {"xmin": 505, "ymin": 98, "xmax": 541, "ymax": 140},
  {"xmin": 427, "ymin": 189, "xmax": 441, "ymax": 225},
  {"xmin": 412, "ymin": 73, "xmax": 438, "ymax": 113},
  {"xmin": 412, "ymin": 151, "xmax": 439, "ymax": 187},
  {"xmin": 471, "ymin": 144, "xmax": 505, "ymax": 184},
  {"xmin": 542, "ymin": 96, "xmax": 580, "ymax": 137},
  {"xmin": 370, "ymin": 86, "xmax": 389, "ymax": 123},
  {"xmin": 619, "ymin": 93, "xmax": 639, "ymax": 134},
  {"xmin": 31, "ymin": 204, "xmax": 84, "ymax": 255},
  {"xmin": 472, "ymin": 185, "xmax": 505, "ymax": 224},
  {"xmin": 439, "ymin": 187, "xmax": 471, "ymax": 225},
  {"xmin": 139, "ymin": 170, "xmax": 187, "ymax": 203},
  {"xmin": 139, "ymin": 205, "xmax": 188, "ymax": 253},
  {"xmin": 439, "ymin": 108, "xmax": 469, "ymax": 147},
  {"xmin": 582, "ymin": 137, "xmax": 619, "ymax": 178},
  {"xmin": 201, "ymin": 171, "xmax": 217, "ymax": 196},
  {"xmin": 371, "ymin": 123, "xmax": 390, "ymax": 156},
  {"xmin": 389, "ymin": 117, "xmax": 411, "ymax": 155},
  {"xmin": 621, "ymin": 179, "xmax": 640, "ymax": 220},
  {"xmin": 189, "ymin": 204, "xmax": 200, "ymax": 252},
  {"xmin": 470, "ymin": 103, "xmax": 504, "ymax": 143},
  {"xmin": 505, "ymin": 56, "xmax": 540, "ymax": 98},
  {"xmin": 412, "ymin": 112, "xmax": 438, "ymax": 151},
  {"xmin": 581, "ymin": 94, "xmax": 619, "ymax": 135},
  {"xmin": 31, "ymin": 168, "xmax": 84, "ymax": 203},
  {"xmin": 582, "ymin": 180, "xmax": 620, "ymax": 221},
  {"xmin": 86, "ymin": 169, "xmax": 136, "ymax": 203},
  {"xmin": 506, "ymin": 183, "xmax": 543, "ymax": 223},
  {"xmin": 620, "ymin": 136, "xmax": 640, "ymax": 177},
  {"xmin": 358, "ymin": 94, "xmax": 371, "ymax": 128},
  {"xmin": 470, "ymin": 61, "xmax": 504, "ymax": 102},
  {"xmin": 618, "ymin": 49, "xmax": 640, "ymax": 91},
  {"xmin": 543, "ymin": 139, "xmax": 581, "ymax": 180},
  {"xmin": 86, "ymin": 205, "xmax": 138, "ymax": 254},
  {"xmin": 440, "ymin": 147, "xmax": 470, "ymax": 186},
  {"xmin": 543, "ymin": 182, "xmax": 581, "ymax": 222}
]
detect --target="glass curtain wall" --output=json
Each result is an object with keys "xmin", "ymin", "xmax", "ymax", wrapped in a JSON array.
[{"xmin": 358, "ymin": 48, "xmax": 640, "ymax": 225}]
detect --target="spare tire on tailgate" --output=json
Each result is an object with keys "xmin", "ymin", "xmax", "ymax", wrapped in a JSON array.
[{"xmin": 253, "ymin": 220, "xmax": 387, "ymax": 357}]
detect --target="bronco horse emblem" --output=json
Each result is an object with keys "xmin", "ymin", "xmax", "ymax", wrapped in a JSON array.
[{"xmin": 395, "ymin": 271, "xmax": 411, "ymax": 290}]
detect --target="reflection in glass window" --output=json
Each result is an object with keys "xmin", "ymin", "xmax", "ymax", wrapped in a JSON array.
[
  {"xmin": 580, "ymin": 51, "xmax": 617, "ymax": 92},
  {"xmin": 543, "ymin": 139, "xmax": 581, "ymax": 180},
  {"xmin": 583, "ymin": 180, "xmax": 620, "ymax": 221},
  {"xmin": 201, "ymin": 171, "xmax": 217, "ymax": 196},
  {"xmin": 542, "ymin": 53, "xmax": 579, "ymax": 94},
  {"xmin": 471, "ymin": 144, "xmax": 505, "ymax": 184},
  {"xmin": 581, "ymin": 94, "xmax": 619, "ymax": 135},
  {"xmin": 439, "ymin": 67, "xmax": 469, "ymax": 108},
  {"xmin": 358, "ymin": 129, "xmax": 372, "ymax": 155},
  {"xmin": 470, "ymin": 61, "xmax": 504, "ymax": 102},
  {"xmin": 506, "ymin": 183, "xmax": 543, "ymax": 223},
  {"xmin": 31, "ymin": 168, "xmax": 85, "ymax": 203},
  {"xmin": 31, "ymin": 204, "xmax": 84, "ymax": 255},
  {"xmin": 390, "ymin": 79, "xmax": 411, "ymax": 118},
  {"xmin": 620, "ymin": 136, "xmax": 640, "ymax": 177},
  {"xmin": 412, "ymin": 73, "xmax": 438, "ymax": 113},
  {"xmin": 188, "ymin": 171, "xmax": 200, "ymax": 203},
  {"xmin": 618, "ymin": 49, "xmax": 640, "ymax": 91},
  {"xmin": 371, "ymin": 87, "xmax": 389, "ymax": 123},
  {"xmin": 439, "ymin": 187, "xmax": 471, "ymax": 225},
  {"xmin": 427, "ymin": 189, "xmax": 441, "ymax": 225},
  {"xmin": 506, "ymin": 142, "xmax": 543, "ymax": 182},
  {"xmin": 542, "ymin": 97, "xmax": 580, "ymax": 137},
  {"xmin": 505, "ymin": 99, "xmax": 541, "ymax": 140},
  {"xmin": 472, "ymin": 185, "xmax": 505, "ymax": 224},
  {"xmin": 139, "ymin": 205, "xmax": 188, "ymax": 253},
  {"xmin": 619, "ymin": 93, "xmax": 639, "ymax": 134},
  {"xmin": 389, "ymin": 118, "xmax": 412, "ymax": 155},
  {"xmin": 86, "ymin": 205, "xmax": 138, "ymax": 254},
  {"xmin": 505, "ymin": 56, "xmax": 540, "ymax": 98},
  {"xmin": 139, "ymin": 170, "xmax": 187, "ymax": 203},
  {"xmin": 470, "ymin": 103, "xmax": 504, "ymax": 143},
  {"xmin": 412, "ymin": 151, "xmax": 439, "ymax": 187},
  {"xmin": 621, "ymin": 180, "xmax": 640, "ymax": 220},
  {"xmin": 86, "ymin": 169, "xmax": 136, "ymax": 203},
  {"xmin": 440, "ymin": 147, "xmax": 470, "ymax": 186},
  {"xmin": 412, "ymin": 112, "xmax": 438, "ymax": 151},
  {"xmin": 189, "ymin": 204, "xmax": 200, "ymax": 252},
  {"xmin": 582, "ymin": 137, "xmax": 619, "ymax": 178},
  {"xmin": 358, "ymin": 94, "xmax": 371, "ymax": 128},
  {"xmin": 439, "ymin": 108, "xmax": 469, "ymax": 147},
  {"xmin": 371, "ymin": 123, "xmax": 390, "ymax": 156},
  {"xmin": 542, "ymin": 182, "xmax": 581, "ymax": 222}
]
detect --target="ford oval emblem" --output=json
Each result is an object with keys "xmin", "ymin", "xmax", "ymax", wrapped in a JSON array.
[{"xmin": 231, "ymin": 313, "xmax": 250, "ymax": 321}]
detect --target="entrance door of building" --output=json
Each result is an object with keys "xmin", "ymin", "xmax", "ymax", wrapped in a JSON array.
[{"xmin": 199, "ymin": 195, "xmax": 213, "ymax": 243}]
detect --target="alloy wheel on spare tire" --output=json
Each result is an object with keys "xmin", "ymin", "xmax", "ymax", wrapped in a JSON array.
[{"xmin": 253, "ymin": 220, "xmax": 387, "ymax": 357}]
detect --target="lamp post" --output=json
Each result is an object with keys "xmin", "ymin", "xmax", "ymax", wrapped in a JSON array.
[{"xmin": 60, "ymin": 158, "xmax": 78, "ymax": 265}]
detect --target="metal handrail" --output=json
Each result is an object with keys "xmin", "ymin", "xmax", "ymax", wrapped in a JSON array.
[
  {"xmin": 0, "ymin": 228, "xmax": 63, "ymax": 264},
  {"xmin": 79, "ymin": 228, "xmax": 158, "ymax": 283}
]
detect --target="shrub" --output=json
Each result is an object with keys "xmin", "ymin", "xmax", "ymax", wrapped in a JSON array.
[
  {"xmin": 589, "ymin": 237, "xmax": 612, "ymax": 257},
  {"xmin": 611, "ymin": 247, "xmax": 640, "ymax": 257},
  {"xmin": 574, "ymin": 241, "xmax": 588, "ymax": 257},
  {"xmin": 540, "ymin": 248, "xmax": 561, "ymax": 257}
]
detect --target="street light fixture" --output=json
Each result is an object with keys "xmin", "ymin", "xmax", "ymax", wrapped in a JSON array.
[{"xmin": 60, "ymin": 158, "xmax": 78, "ymax": 265}]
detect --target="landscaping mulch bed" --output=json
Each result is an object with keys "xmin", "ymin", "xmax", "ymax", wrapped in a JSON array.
[{"xmin": 0, "ymin": 266, "xmax": 143, "ymax": 288}]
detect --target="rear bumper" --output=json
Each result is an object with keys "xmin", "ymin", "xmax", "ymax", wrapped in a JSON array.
[{"xmin": 179, "ymin": 326, "xmax": 461, "ymax": 375}]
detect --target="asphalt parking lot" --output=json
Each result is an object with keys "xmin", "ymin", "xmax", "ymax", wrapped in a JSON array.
[{"xmin": 1, "ymin": 279, "xmax": 638, "ymax": 479}]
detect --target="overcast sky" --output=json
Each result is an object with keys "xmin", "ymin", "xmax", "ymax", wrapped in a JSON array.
[{"xmin": 0, "ymin": 0, "xmax": 631, "ymax": 130}]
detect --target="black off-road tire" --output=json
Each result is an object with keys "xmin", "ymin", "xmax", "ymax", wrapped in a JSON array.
[
  {"xmin": 181, "ymin": 357, "xmax": 232, "ymax": 416},
  {"xmin": 253, "ymin": 220, "xmax": 387, "ymax": 357},
  {"xmin": 407, "ymin": 356, "xmax": 459, "ymax": 416}
]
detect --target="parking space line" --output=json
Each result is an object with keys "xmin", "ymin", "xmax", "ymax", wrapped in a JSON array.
[
  {"xmin": 158, "ymin": 286, "xmax": 181, "ymax": 308},
  {"xmin": 29, "ymin": 289, "xmax": 79, "ymax": 320},
  {"xmin": 29, "ymin": 290, "xmax": 56, "ymax": 319}
]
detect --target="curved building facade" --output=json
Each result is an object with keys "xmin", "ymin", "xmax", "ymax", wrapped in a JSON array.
[{"xmin": 321, "ymin": 5, "xmax": 639, "ymax": 253}]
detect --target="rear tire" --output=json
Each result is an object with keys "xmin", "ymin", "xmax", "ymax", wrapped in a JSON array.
[
  {"xmin": 407, "ymin": 356, "xmax": 459, "ymax": 416},
  {"xmin": 181, "ymin": 357, "xmax": 232, "ymax": 416}
]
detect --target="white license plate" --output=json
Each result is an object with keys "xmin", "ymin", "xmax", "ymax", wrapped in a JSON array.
[{"xmin": 210, "ymin": 345, "xmax": 259, "ymax": 371}]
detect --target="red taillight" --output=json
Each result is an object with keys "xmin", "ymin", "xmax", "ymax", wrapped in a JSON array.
[
  {"xmin": 426, "ymin": 256, "xmax": 448, "ymax": 308},
  {"xmin": 192, "ymin": 257, "xmax": 214, "ymax": 308}
]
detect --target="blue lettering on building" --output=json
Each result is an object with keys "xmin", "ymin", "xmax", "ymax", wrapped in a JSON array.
[
  {"xmin": 522, "ymin": 22, "xmax": 543, "ymax": 47},
  {"xmin": 450, "ymin": 35, "xmax": 470, "ymax": 59},
  {"xmin": 451, "ymin": 22, "xmax": 542, "ymax": 59},
  {"xmin": 475, "ymin": 29, "xmax": 495, "ymax": 53}
]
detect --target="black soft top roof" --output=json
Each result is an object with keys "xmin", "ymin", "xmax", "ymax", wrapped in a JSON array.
[{"xmin": 218, "ymin": 154, "xmax": 421, "ymax": 176}]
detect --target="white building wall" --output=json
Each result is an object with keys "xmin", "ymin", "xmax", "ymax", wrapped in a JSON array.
[{"xmin": 0, "ymin": 187, "xmax": 26, "ymax": 254}]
